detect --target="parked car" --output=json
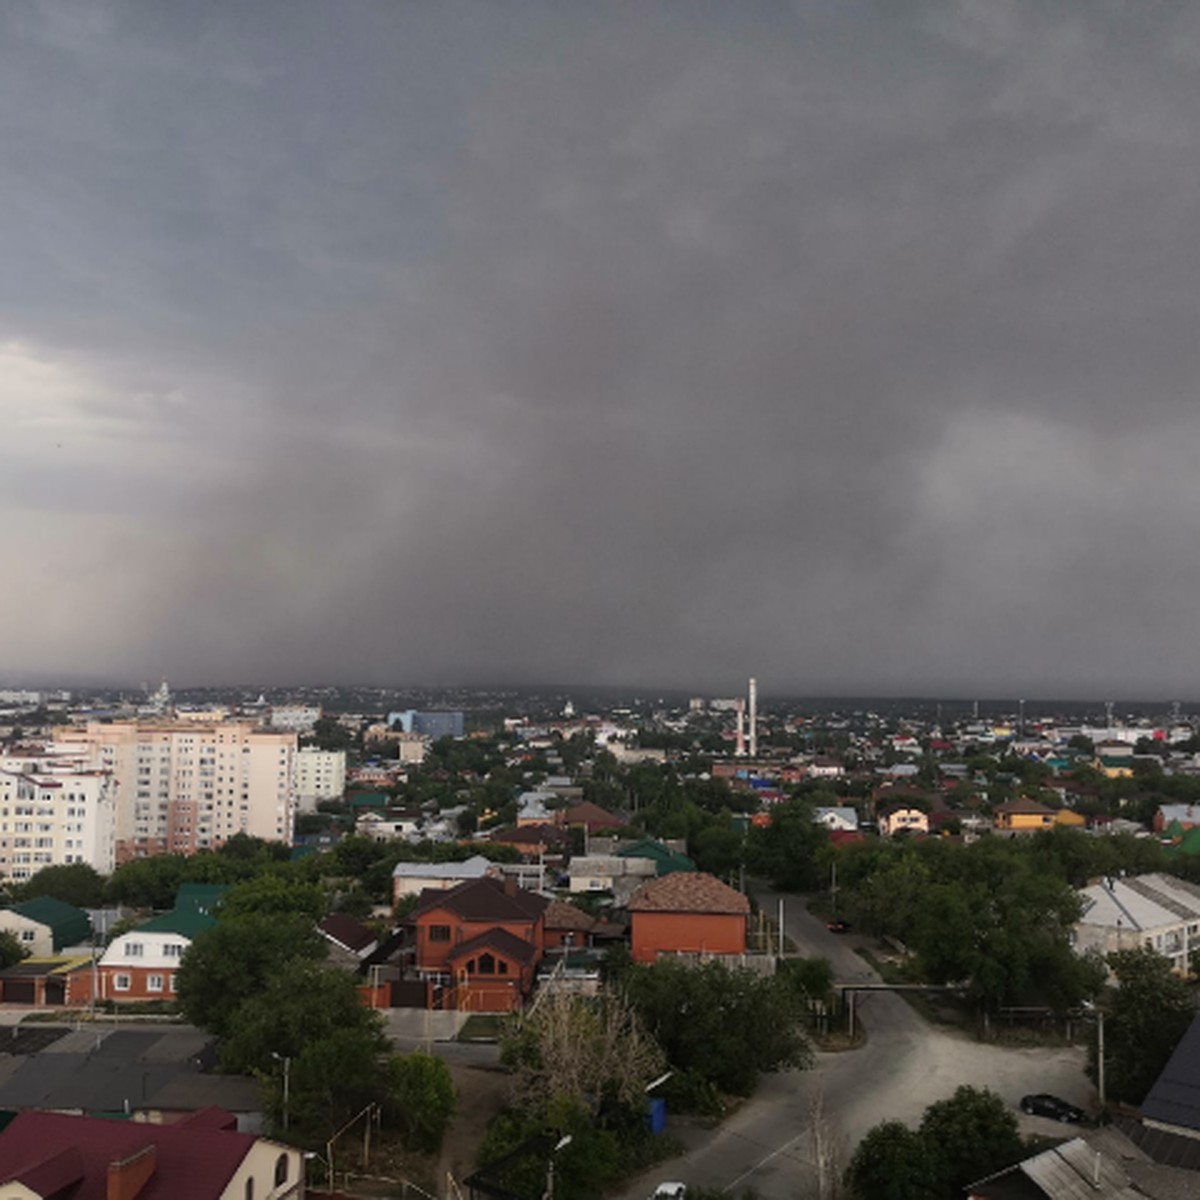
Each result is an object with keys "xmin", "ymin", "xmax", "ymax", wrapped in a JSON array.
[
  {"xmin": 651, "ymin": 1184, "xmax": 686, "ymax": 1200},
  {"xmin": 827, "ymin": 919, "xmax": 850, "ymax": 933},
  {"xmin": 1019, "ymin": 1093, "xmax": 1085, "ymax": 1123}
]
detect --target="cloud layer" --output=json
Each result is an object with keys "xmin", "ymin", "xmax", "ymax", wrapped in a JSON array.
[{"xmin": 3, "ymin": 1, "xmax": 1200, "ymax": 698}]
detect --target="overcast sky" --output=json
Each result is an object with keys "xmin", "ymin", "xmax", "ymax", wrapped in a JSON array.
[{"xmin": 3, "ymin": 1, "xmax": 1200, "ymax": 699}]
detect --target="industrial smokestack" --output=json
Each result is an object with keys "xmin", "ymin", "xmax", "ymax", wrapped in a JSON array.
[
  {"xmin": 735, "ymin": 700, "xmax": 746, "ymax": 756},
  {"xmin": 749, "ymin": 677, "xmax": 758, "ymax": 759}
]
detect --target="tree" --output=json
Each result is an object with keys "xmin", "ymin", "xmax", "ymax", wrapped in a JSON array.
[
  {"xmin": 386, "ymin": 1051, "xmax": 457, "ymax": 1153},
  {"xmin": 176, "ymin": 914, "xmax": 325, "ymax": 1038},
  {"xmin": 621, "ymin": 959, "xmax": 812, "ymax": 1095},
  {"xmin": 844, "ymin": 1122, "xmax": 936, "ymax": 1200},
  {"xmin": 0, "ymin": 931, "xmax": 26, "ymax": 971},
  {"xmin": 918, "ymin": 1086, "xmax": 1023, "ymax": 1195},
  {"xmin": 219, "ymin": 958, "xmax": 387, "ymax": 1075},
  {"xmin": 16, "ymin": 863, "xmax": 106, "ymax": 909},
  {"xmin": 501, "ymin": 990, "xmax": 665, "ymax": 1120},
  {"xmin": 746, "ymin": 799, "xmax": 831, "ymax": 891},
  {"xmin": 1094, "ymin": 947, "xmax": 1195, "ymax": 1104},
  {"xmin": 217, "ymin": 875, "xmax": 325, "ymax": 922}
]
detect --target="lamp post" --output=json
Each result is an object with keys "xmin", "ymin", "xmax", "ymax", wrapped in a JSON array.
[
  {"xmin": 542, "ymin": 1134, "xmax": 572, "ymax": 1200},
  {"xmin": 271, "ymin": 1052, "xmax": 291, "ymax": 1132}
]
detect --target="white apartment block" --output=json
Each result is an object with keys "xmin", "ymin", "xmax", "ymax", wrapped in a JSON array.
[
  {"xmin": 267, "ymin": 705, "xmax": 322, "ymax": 732},
  {"xmin": 56, "ymin": 721, "xmax": 297, "ymax": 863},
  {"xmin": 0, "ymin": 757, "xmax": 117, "ymax": 882},
  {"xmin": 294, "ymin": 748, "xmax": 346, "ymax": 811}
]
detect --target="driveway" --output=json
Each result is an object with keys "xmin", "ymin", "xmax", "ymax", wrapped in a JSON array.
[{"xmin": 617, "ymin": 887, "xmax": 1093, "ymax": 1200}]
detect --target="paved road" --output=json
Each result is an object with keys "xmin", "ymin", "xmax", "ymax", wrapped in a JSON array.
[{"xmin": 618, "ymin": 888, "xmax": 1093, "ymax": 1200}]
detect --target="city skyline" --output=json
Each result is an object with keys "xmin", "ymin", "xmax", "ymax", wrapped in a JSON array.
[{"xmin": 4, "ymin": 3, "xmax": 1200, "ymax": 697}]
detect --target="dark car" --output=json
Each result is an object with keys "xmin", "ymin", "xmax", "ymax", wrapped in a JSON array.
[
  {"xmin": 1019, "ymin": 1093, "xmax": 1085, "ymax": 1123},
  {"xmin": 827, "ymin": 919, "xmax": 850, "ymax": 934}
]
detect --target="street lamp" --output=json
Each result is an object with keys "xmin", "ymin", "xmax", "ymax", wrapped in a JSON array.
[
  {"xmin": 543, "ymin": 1134, "xmax": 572, "ymax": 1200},
  {"xmin": 270, "ymin": 1052, "xmax": 291, "ymax": 1132}
]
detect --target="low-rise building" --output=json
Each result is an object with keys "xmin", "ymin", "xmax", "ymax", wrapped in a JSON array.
[
  {"xmin": 628, "ymin": 872, "xmax": 749, "ymax": 965},
  {"xmin": 392, "ymin": 855, "xmax": 497, "ymax": 903},
  {"xmin": 1074, "ymin": 873, "xmax": 1200, "ymax": 973}
]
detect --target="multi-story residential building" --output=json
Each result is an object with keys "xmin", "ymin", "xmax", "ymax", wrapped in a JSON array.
[
  {"xmin": 0, "ymin": 748, "xmax": 117, "ymax": 881},
  {"xmin": 55, "ymin": 721, "xmax": 296, "ymax": 863},
  {"xmin": 293, "ymin": 747, "xmax": 346, "ymax": 811}
]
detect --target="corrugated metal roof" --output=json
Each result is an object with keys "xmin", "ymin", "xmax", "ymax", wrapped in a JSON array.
[{"xmin": 1020, "ymin": 1139, "xmax": 1140, "ymax": 1199}]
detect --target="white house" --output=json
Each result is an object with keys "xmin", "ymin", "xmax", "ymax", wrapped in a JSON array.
[
  {"xmin": 392, "ymin": 854, "xmax": 497, "ymax": 902},
  {"xmin": 813, "ymin": 806, "xmax": 858, "ymax": 832},
  {"xmin": 1074, "ymin": 873, "xmax": 1200, "ymax": 974}
]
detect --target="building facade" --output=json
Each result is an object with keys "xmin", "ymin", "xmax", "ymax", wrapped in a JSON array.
[
  {"xmin": 0, "ymin": 751, "xmax": 117, "ymax": 881},
  {"xmin": 56, "ymin": 721, "xmax": 297, "ymax": 863},
  {"xmin": 293, "ymin": 748, "xmax": 346, "ymax": 810}
]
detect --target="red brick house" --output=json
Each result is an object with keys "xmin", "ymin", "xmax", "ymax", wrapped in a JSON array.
[
  {"xmin": 409, "ymin": 877, "xmax": 549, "ymax": 1011},
  {"xmin": 559, "ymin": 801, "xmax": 623, "ymax": 834},
  {"xmin": 628, "ymin": 872, "xmax": 749, "ymax": 965}
]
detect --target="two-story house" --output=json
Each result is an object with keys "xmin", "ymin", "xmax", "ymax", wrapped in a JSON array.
[{"xmin": 408, "ymin": 876, "xmax": 549, "ymax": 1011}]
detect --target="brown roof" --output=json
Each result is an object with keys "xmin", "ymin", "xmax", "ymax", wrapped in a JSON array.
[
  {"xmin": 446, "ymin": 927, "xmax": 538, "ymax": 966},
  {"xmin": 543, "ymin": 899, "xmax": 597, "ymax": 933},
  {"xmin": 563, "ymin": 801, "xmax": 623, "ymax": 830},
  {"xmin": 995, "ymin": 797, "xmax": 1056, "ymax": 814},
  {"xmin": 410, "ymin": 877, "xmax": 550, "ymax": 924},
  {"xmin": 628, "ymin": 872, "xmax": 750, "ymax": 915}
]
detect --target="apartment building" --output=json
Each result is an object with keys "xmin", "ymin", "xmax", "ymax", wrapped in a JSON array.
[
  {"xmin": 56, "ymin": 721, "xmax": 296, "ymax": 863},
  {"xmin": 0, "ymin": 746, "xmax": 117, "ymax": 881},
  {"xmin": 293, "ymin": 747, "xmax": 346, "ymax": 811}
]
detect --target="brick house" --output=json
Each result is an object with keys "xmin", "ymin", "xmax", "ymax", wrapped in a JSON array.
[
  {"xmin": 627, "ymin": 872, "xmax": 749, "ymax": 965},
  {"xmin": 408, "ymin": 876, "xmax": 549, "ymax": 1011},
  {"xmin": 94, "ymin": 907, "xmax": 213, "ymax": 1003}
]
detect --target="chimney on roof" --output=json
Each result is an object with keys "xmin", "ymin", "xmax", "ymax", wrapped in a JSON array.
[
  {"xmin": 107, "ymin": 1144, "xmax": 156, "ymax": 1200},
  {"xmin": 503, "ymin": 876, "xmax": 518, "ymax": 897}
]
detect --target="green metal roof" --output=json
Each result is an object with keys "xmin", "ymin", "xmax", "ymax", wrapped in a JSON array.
[
  {"xmin": 614, "ymin": 838, "xmax": 696, "ymax": 876},
  {"xmin": 136, "ymin": 908, "xmax": 216, "ymax": 938},
  {"xmin": 11, "ymin": 897, "xmax": 91, "ymax": 950},
  {"xmin": 174, "ymin": 883, "xmax": 230, "ymax": 915}
]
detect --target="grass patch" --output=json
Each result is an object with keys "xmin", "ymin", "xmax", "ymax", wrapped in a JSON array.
[{"xmin": 458, "ymin": 1014, "xmax": 505, "ymax": 1042}]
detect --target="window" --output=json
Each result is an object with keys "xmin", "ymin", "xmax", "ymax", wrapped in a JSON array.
[
  {"xmin": 478, "ymin": 953, "xmax": 496, "ymax": 975},
  {"xmin": 147, "ymin": 974, "xmax": 164, "ymax": 992},
  {"xmin": 163, "ymin": 943, "xmax": 183, "ymax": 958},
  {"xmin": 114, "ymin": 974, "xmax": 131, "ymax": 992},
  {"xmin": 169, "ymin": 974, "xmax": 177, "ymax": 993},
  {"xmin": 429, "ymin": 925, "xmax": 451, "ymax": 943},
  {"xmin": 19, "ymin": 930, "xmax": 34, "ymax": 943},
  {"xmin": 245, "ymin": 1180, "xmax": 254, "ymax": 1200},
  {"xmin": 274, "ymin": 1155, "xmax": 289, "ymax": 1187},
  {"xmin": 124, "ymin": 943, "xmax": 144, "ymax": 958}
]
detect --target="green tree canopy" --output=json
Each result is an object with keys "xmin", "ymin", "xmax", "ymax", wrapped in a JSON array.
[
  {"xmin": 1095, "ymin": 946, "xmax": 1196, "ymax": 1104},
  {"xmin": 16, "ymin": 862, "xmax": 106, "ymax": 909},
  {"xmin": 219, "ymin": 958, "xmax": 387, "ymax": 1074},
  {"xmin": 918, "ymin": 1086, "xmax": 1023, "ymax": 1195},
  {"xmin": 845, "ymin": 1121, "xmax": 937, "ymax": 1200},
  {"xmin": 620, "ymin": 959, "xmax": 812, "ymax": 1095},
  {"xmin": 385, "ymin": 1051, "xmax": 457, "ymax": 1154},
  {"xmin": 176, "ymin": 913, "xmax": 325, "ymax": 1038}
]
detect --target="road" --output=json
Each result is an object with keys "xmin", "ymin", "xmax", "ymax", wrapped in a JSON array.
[{"xmin": 618, "ymin": 888, "xmax": 1093, "ymax": 1200}]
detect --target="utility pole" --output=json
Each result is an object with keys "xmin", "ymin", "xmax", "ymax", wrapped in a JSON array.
[{"xmin": 1097, "ymin": 1009, "xmax": 1106, "ymax": 1109}]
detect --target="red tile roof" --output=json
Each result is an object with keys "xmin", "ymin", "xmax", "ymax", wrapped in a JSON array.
[
  {"xmin": 628, "ymin": 872, "xmax": 750, "ymax": 915},
  {"xmin": 0, "ymin": 1109, "xmax": 262, "ymax": 1200}
]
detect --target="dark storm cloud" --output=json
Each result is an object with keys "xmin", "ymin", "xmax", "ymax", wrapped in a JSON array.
[{"xmin": 3, "ymin": 0, "xmax": 1200, "ymax": 696}]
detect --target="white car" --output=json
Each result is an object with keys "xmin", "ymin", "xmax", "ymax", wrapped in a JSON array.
[{"xmin": 652, "ymin": 1185, "xmax": 687, "ymax": 1200}]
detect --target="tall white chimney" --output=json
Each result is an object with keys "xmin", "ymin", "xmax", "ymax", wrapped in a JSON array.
[
  {"xmin": 749, "ymin": 677, "xmax": 758, "ymax": 759},
  {"xmin": 735, "ymin": 700, "xmax": 746, "ymax": 756}
]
